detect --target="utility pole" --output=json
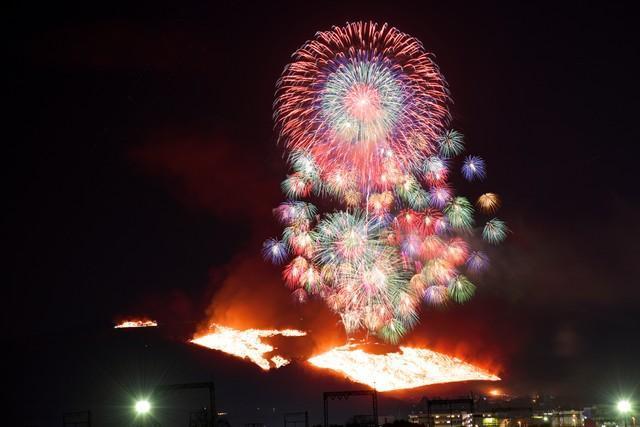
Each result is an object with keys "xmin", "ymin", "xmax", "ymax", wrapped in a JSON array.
[
  {"xmin": 323, "ymin": 390, "xmax": 378, "ymax": 427},
  {"xmin": 284, "ymin": 411, "xmax": 309, "ymax": 427},
  {"xmin": 156, "ymin": 381, "xmax": 216, "ymax": 427}
]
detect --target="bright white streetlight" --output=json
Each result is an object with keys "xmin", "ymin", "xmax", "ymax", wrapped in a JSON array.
[
  {"xmin": 618, "ymin": 400, "xmax": 632, "ymax": 414},
  {"xmin": 135, "ymin": 399, "xmax": 151, "ymax": 415}
]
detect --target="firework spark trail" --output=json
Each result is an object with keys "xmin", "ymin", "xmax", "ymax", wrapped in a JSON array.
[
  {"xmin": 191, "ymin": 324, "xmax": 306, "ymax": 370},
  {"xmin": 308, "ymin": 343, "xmax": 500, "ymax": 391},
  {"xmin": 266, "ymin": 21, "xmax": 508, "ymax": 344}
]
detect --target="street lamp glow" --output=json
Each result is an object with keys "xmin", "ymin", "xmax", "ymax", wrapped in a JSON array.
[
  {"xmin": 618, "ymin": 399, "xmax": 632, "ymax": 414},
  {"xmin": 135, "ymin": 399, "xmax": 151, "ymax": 415}
]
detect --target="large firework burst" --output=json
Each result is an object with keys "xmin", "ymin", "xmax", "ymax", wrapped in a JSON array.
[
  {"xmin": 266, "ymin": 22, "xmax": 507, "ymax": 343},
  {"xmin": 274, "ymin": 21, "xmax": 450, "ymax": 190}
]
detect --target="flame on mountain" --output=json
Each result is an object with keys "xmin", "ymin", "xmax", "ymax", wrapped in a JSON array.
[
  {"xmin": 308, "ymin": 343, "xmax": 500, "ymax": 392},
  {"xmin": 191, "ymin": 324, "xmax": 306, "ymax": 370},
  {"xmin": 190, "ymin": 324, "xmax": 499, "ymax": 392},
  {"xmin": 114, "ymin": 319, "xmax": 158, "ymax": 328}
]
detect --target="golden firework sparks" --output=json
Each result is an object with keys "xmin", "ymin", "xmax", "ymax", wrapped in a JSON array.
[{"xmin": 476, "ymin": 193, "xmax": 501, "ymax": 214}]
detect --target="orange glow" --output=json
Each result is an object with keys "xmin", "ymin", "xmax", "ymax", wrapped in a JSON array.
[
  {"xmin": 307, "ymin": 343, "xmax": 500, "ymax": 392},
  {"xmin": 114, "ymin": 319, "xmax": 158, "ymax": 328},
  {"xmin": 191, "ymin": 324, "xmax": 306, "ymax": 370},
  {"xmin": 488, "ymin": 388, "xmax": 503, "ymax": 396}
]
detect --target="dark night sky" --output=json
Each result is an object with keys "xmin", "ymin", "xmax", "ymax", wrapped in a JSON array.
[{"xmin": 6, "ymin": 1, "xmax": 640, "ymax": 425}]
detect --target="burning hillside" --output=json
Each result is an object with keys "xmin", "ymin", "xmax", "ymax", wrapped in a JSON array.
[
  {"xmin": 191, "ymin": 324, "xmax": 499, "ymax": 392},
  {"xmin": 114, "ymin": 318, "xmax": 158, "ymax": 328},
  {"xmin": 191, "ymin": 324, "xmax": 306, "ymax": 370},
  {"xmin": 308, "ymin": 342, "xmax": 499, "ymax": 391}
]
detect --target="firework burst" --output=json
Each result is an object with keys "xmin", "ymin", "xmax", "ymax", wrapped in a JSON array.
[
  {"xmin": 444, "ymin": 197, "xmax": 474, "ymax": 231},
  {"xmin": 447, "ymin": 275, "xmax": 476, "ymax": 303},
  {"xmin": 462, "ymin": 155, "xmax": 487, "ymax": 181},
  {"xmin": 477, "ymin": 193, "xmax": 501, "ymax": 214},
  {"xmin": 266, "ymin": 21, "xmax": 507, "ymax": 343},
  {"xmin": 438, "ymin": 130, "xmax": 465, "ymax": 158},
  {"xmin": 483, "ymin": 218, "xmax": 509, "ymax": 244},
  {"xmin": 274, "ymin": 21, "xmax": 450, "ymax": 189},
  {"xmin": 466, "ymin": 251, "xmax": 489, "ymax": 273},
  {"xmin": 262, "ymin": 238, "xmax": 289, "ymax": 264}
]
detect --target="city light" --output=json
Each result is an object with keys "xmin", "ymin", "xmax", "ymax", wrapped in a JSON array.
[
  {"xmin": 135, "ymin": 399, "xmax": 151, "ymax": 415},
  {"xmin": 618, "ymin": 399, "xmax": 632, "ymax": 414}
]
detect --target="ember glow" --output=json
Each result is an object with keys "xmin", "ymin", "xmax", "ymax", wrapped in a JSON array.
[
  {"xmin": 114, "ymin": 319, "xmax": 158, "ymax": 328},
  {"xmin": 308, "ymin": 343, "xmax": 499, "ymax": 392},
  {"xmin": 489, "ymin": 388, "xmax": 504, "ymax": 396},
  {"xmin": 191, "ymin": 324, "xmax": 306, "ymax": 370}
]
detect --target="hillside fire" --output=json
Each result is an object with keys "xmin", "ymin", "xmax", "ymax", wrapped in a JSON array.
[
  {"xmin": 191, "ymin": 324, "xmax": 499, "ymax": 391},
  {"xmin": 114, "ymin": 319, "xmax": 158, "ymax": 328},
  {"xmin": 191, "ymin": 324, "xmax": 306, "ymax": 370},
  {"xmin": 308, "ymin": 343, "xmax": 500, "ymax": 391}
]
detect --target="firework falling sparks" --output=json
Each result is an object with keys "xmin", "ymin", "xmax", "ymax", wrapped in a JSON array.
[
  {"xmin": 114, "ymin": 319, "xmax": 158, "ymax": 328},
  {"xmin": 308, "ymin": 343, "xmax": 499, "ymax": 392},
  {"xmin": 266, "ymin": 21, "xmax": 508, "ymax": 343},
  {"xmin": 191, "ymin": 324, "xmax": 306, "ymax": 371}
]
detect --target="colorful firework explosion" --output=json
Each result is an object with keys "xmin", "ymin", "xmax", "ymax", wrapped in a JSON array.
[
  {"xmin": 274, "ymin": 21, "xmax": 449, "ymax": 190},
  {"xmin": 266, "ymin": 21, "xmax": 507, "ymax": 343}
]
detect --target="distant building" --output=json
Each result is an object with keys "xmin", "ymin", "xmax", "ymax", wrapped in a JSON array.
[
  {"xmin": 408, "ymin": 398, "xmax": 474, "ymax": 427},
  {"xmin": 472, "ymin": 405, "xmax": 533, "ymax": 427},
  {"xmin": 548, "ymin": 410, "xmax": 584, "ymax": 427},
  {"xmin": 407, "ymin": 395, "xmax": 640, "ymax": 427},
  {"xmin": 408, "ymin": 397, "xmax": 533, "ymax": 427},
  {"xmin": 583, "ymin": 405, "xmax": 637, "ymax": 427}
]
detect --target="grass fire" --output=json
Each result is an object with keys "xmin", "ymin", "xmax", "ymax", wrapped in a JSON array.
[
  {"xmin": 191, "ymin": 324, "xmax": 499, "ymax": 392},
  {"xmin": 191, "ymin": 324, "xmax": 307, "ymax": 370},
  {"xmin": 114, "ymin": 318, "xmax": 158, "ymax": 328}
]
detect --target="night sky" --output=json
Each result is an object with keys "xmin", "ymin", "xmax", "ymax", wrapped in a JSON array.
[{"xmin": 7, "ymin": 1, "xmax": 640, "ymax": 425}]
